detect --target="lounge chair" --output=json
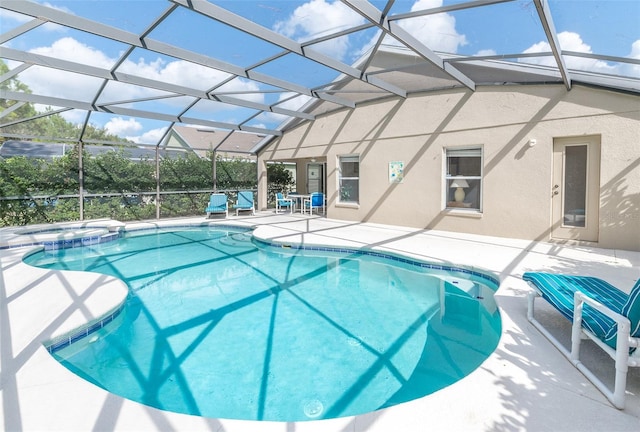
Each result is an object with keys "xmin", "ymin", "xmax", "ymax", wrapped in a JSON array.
[
  {"xmin": 275, "ymin": 192, "xmax": 294, "ymax": 213},
  {"xmin": 233, "ymin": 190, "xmax": 255, "ymax": 216},
  {"xmin": 523, "ymin": 272, "xmax": 640, "ymax": 409},
  {"xmin": 303, "ymin": 192, "xmax": 324, "ymax": 215},
  {"xmin": 205, "ymin": 193, "xmax": 227, "ymax": 218}
]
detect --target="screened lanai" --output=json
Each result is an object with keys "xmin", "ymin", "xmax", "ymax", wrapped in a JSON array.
[
  {"xmin": 2, "ymin": 3, "xmax": 640, "ymax": 431},
  {"xmin": 0, "ymin": 0, "xmax": 639, "ymax": 227}
]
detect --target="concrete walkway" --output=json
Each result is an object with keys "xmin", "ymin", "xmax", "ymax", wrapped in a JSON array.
[{"xmin": 1, "ymin": 213, "xmax": 638, "ymax": 431}]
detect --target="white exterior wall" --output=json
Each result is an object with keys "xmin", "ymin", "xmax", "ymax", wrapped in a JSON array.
[{"xmin": 259, "ymin": 85, "xmax": 640, "ymax": 251}]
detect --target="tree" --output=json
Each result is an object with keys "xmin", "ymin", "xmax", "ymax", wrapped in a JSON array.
[
  {"xmin": 0, "ymin": 59, "xmax": 264, "ymax": 224},
  {"xmin": 267, "ymin": 163, "xmax": 295, "ymax": 205},
  {"xmin": 160, "ymin": 152, "xmax": 212, "ymax": 191},
  {"xmin": 268, "ymin": 163, "xmax": 294, "ymax": 192},
  {"xmin": 1, "ymin": 60, "xmax": 133, "ymax": 144},
  {"xmin": 0, "ymin": 62, "xmax": 38, "ymax": 140},
  {"xmin": 216, "ymin": 157, "xmax": 257, "ymax": 190},
  {"xmin": 85, "ymin": 148, "xmax": 154, "ymax": 193}
]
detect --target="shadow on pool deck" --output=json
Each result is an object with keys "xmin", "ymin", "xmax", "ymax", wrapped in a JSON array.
[{"xmin": 1, "ymin": 214, "xmax": 639, "ymax": 431}]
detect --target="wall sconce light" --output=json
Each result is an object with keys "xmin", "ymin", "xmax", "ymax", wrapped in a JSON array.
[
  {"xmin": 310, "ymin": 158, "xmax": 316, "ymax": 163},
  {"xmin": 528, "ymin": 139, "xmax": 537, "ymax": 147}
]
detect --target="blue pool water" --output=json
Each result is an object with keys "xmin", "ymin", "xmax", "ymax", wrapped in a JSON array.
[{"xmin": 25, "ymin": 227, "xmax": 501, "ymax": 422}]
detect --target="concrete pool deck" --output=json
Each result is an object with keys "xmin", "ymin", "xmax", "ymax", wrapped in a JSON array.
[{"xmin": 1, "ymin": 213, "xmax": 638, "ymax": 431}]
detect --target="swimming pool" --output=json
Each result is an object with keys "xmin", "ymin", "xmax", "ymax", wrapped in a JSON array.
[{"xmin": 25, "ymin": 226, "xmax": 501, "ymax": 422}]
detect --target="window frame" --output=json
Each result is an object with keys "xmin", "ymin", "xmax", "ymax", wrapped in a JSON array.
[
  {"xmin": 337, "ymin": 154, "xmax": 360, "ymax": 205},
  {"xmin": 444, "ymin": 146, "xmax": 483, "ymax": 212}
]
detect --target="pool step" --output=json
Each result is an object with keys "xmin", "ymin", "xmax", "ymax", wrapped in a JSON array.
[{"xmin": 218, "ymin": 232, "xmax": 254, "ymax": 248}]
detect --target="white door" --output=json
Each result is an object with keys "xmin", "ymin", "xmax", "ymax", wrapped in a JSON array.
[{"xmin": 551, "ymin": 136, "xmax": 601, "ymax": 242}]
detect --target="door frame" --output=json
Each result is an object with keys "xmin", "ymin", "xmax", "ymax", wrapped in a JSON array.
[
  {"xmin": 551, "ymin": 135, "xmax": 601, "ymax": 242},
  {"xmin": 306, "ymin": 162, "xmax": 325, "ymax": 194}
]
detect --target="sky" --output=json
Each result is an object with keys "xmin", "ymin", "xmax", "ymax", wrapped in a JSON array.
[{"xmin": 1, "ymin": 0, "xmax": 639, "ymax": 144}]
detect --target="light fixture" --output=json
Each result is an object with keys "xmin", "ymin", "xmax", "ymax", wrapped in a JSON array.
[
  {"xmin": 528, "ymin": 139, "xmax": 537, "ymax": 147},
  {"xmin": 450, "ymin": 178, "xmax": 469, "ymax": 202}
]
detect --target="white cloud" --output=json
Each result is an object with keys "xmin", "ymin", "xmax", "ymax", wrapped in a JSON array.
[
  {"xmin": 475, "ymin": 49, "xmax": 497, "ymax": 57},
  {"xmin": 41, "ymin": 2, "xmax": 74, "ymax": 15},
  {"xmin": 18, "ymin": 37, "xmax": 118, "ymax": 103},
  {"xmin": 623, "ymin": 39, "xmax": 640, "ymax": 77},
  {"xmin": 0, "ymin": 3, "xmax": 72, "ymax": 34},
  {"xmin": 273, "ymin": 0, "xmax": 365, "ymax": 60},
  {"xmin": 0, "ymin": 8, "xmax": 33, "ymax": 24},
  {"xmin": 112, "ymin": 55, "xmax": 265, "ymax": 106},
  {"xmin": 12, "ymin": 36, "xmax": 266, "ymax": 140},
  {"xmin": 21, "ymin": 37, "xmax": 262, "ymax": 108},
  {"xmin": 396, "ymin": 0, "xmax": 467, "ymax": 53},
  {"xmin": 131, "ymin": 127, "xmax": 168, "ymax": 145},
  {"xmin": 214, "ymin": 78, "xmax": 264, "ymax": 104},
  {"xmin": 104, "ymin": 117, "xmax": 143, "ymax": 137},
  {"xmin": 522, "ymin": 31, "xmax": 616, "ymax": 74},
  {"xmin": 32, "ymin": 37, "xmax": 114, "ymax": 67},
  {"xmin": 260, "ymin": 92, "xmax": 314, "ymax": 125},
  {"xmin": 118, "ymin": 56, "xmax": 232, "ymax": 91},
  {"xmin": 59, "ymin": 109, "xmax": 87, "ymax": 125},
  {"xmin": 273, "ymin": 0, "xmax": 467, "ymax": 61}
]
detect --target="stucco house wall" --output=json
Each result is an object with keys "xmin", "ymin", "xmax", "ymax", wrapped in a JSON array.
[{"xmin": 258, "ymin": 84, "xmax": 640, "ymax": 251}]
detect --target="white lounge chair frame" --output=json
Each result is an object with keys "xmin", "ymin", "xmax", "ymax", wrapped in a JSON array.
[
  {"xmin": 527, "ymin": 288, "xmax": 640, "ymax": 409},
  {"xmin": 275, "ymin": 193, "xmax": 294, "ymax": 213},
  {"xmin": 303, "ymin": 192, "xmax": 324, "ymax": 215}
]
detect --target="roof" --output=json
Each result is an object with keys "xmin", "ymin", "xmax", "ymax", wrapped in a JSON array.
[
  {"xmin": 170, "ymin": 125, "xmax": 263, "ymax": 155},
  {"xmin": 1, "ymin": 1, "xmax": 638, "ymax": 153}
]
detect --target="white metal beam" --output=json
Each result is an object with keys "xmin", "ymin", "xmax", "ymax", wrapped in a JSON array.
[
  {"xmin": 0, "ymin": 90, "xmax": 282, "ymax": 136},
  {"xmin": 0, "ymin": 1, "xmax": 353, "ymax": 109},
  {"xmin": 173, "ymin": 0, "xmax": 406, "ymax": 98},
  {"xmin": 341, "ymin": 0, "xmax": 476, "ymax": 91},
  {"xmin": 533, "ymin": 0, "xmax": 571, "ymax": 90},
  {"xmin": 0, "ymin": 47, "xmax": 317, "ymax": 120}
]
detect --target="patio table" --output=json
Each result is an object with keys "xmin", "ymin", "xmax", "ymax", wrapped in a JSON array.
[{"xmin": 287, "ymin": 193, "xmax": 310, "ymax": 214}]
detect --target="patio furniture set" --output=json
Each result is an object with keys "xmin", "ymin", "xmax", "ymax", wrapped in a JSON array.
[{"xmin": 205, "ymin": 191, "xmax": 325, "ymax": 218}]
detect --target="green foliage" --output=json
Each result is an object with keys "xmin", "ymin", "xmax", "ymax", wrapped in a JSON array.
[
  {"xmin": 0, "ymin": 60, "xmax": 262, "ymax": 225},
  {"xmin": 266, "ymin": 163, "xmax": 295, "ymax": 205},
  {"xmin": 0, "ymin": 149, "xmax": 260, "ymax": 226},
  {"xmin": 160, "ymin": 152, "xmax": 212, "ymax": 191},
  {"xmin": 83, "ymin": 196, "xmax": 155, "ymax": 221},
  {"xmin": 160, "ymin": 193, "xmax": 211, "ymax": 219},
  {"xmin": 0, "ymin": 62, "xmax": 37, "ymax": 138},
  {"xmin": 85, "ymin": 148, "xmax": 155, "ymax": 193},
  {"xmin": 0, "ymin": 156, "xmax": 41, "ymax": 196},
  {"xmin": 42, "ymin": 149, "xmax": 80, "ymax": 195},
  {"xmin": 216, "ymin": 157, "xmax": 257, "ymax": 190}
]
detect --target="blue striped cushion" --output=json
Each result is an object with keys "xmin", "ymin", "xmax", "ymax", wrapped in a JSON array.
[
  {"xmin": 621, "ymin": 279, "xmax": 640, "ymax": 338},
  {"xmin": 523, "ymin": 272, "xmax": 629, "ymax": 350}
]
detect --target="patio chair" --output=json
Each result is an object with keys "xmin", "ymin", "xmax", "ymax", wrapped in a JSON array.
[
  {"xmin": 205, "ymin": 193, "xmax": 227, "ymax": 218},
  {"xmin": 275, "ymin": 192, "xmax": 294, "ymax": 213},
  {"xmin": 233, "ymin": 190, "xmax": 255, "ymax": 216},
  {"xmin": 303, "ymin": 192, "xmax": 324, "ymax": 215},
  {"xmin": 524, "ymin": 272, "xmax": 640, "ymax": 409}
]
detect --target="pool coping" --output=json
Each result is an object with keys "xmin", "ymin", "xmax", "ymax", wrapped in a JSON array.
[
  {"xmin": 0, "ymin": 219, "xmax": 125, "ymax": 250},
  {"xmin": 2, "ymin": 215, "xmax": 639, "ymax": 431}
]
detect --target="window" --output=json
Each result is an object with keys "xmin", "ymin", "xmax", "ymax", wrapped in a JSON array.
[
  {"xmin": 445, "ymin": 147, "xmax": 482, "ymax": 210},
  {"xmin": 338, "ymin": 155, "xmax": 359, "ymax": 204}
]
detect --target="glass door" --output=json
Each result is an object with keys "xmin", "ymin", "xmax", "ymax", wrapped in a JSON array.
[
  {"xmin": 307, "ymin": 163, "xmax": 324, "ymax": 194},
  {"xmin": 552, "ymin": 136, "xmax": 600, "ymax": 242}
]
